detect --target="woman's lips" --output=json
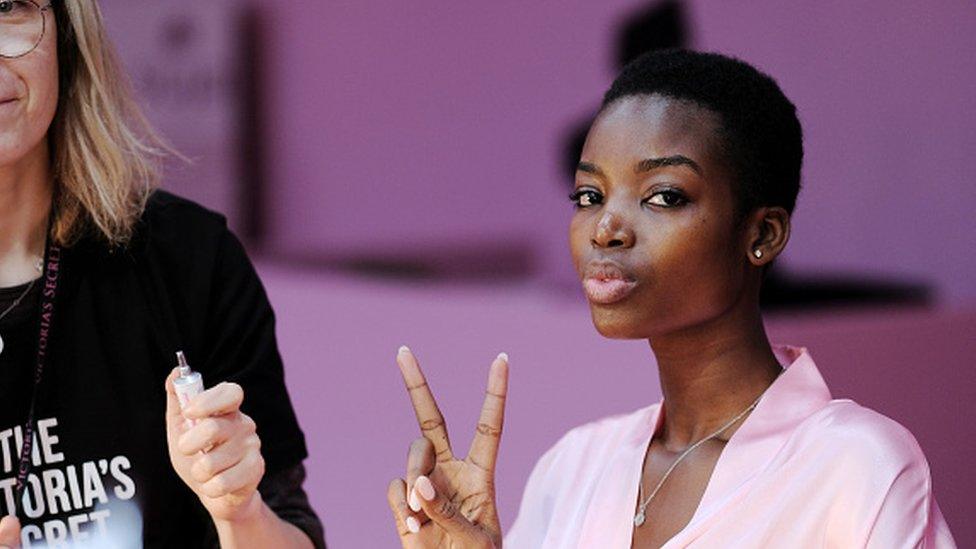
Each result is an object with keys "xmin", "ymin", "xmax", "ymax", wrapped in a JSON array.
[
  {"xmin": 581, "ymin": 263, "xmax": 638, "ymax": 305},
  {"xmin": 583, "ymin": 277, "xmax": 637, "ymax": 304}
]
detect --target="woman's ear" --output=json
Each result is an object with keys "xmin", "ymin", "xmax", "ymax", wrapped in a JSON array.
[{"xmin": 745, "ymin": 206, "xmax": 791, "ymax": 267}]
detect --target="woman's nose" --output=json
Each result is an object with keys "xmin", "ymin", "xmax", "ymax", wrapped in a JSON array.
[{"xmin": 592, "ymin": 210, "xmax": 635, "ymax": 249}]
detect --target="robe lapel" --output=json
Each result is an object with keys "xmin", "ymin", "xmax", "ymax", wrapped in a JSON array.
[
  {"xmin": 664, "ymin": 346, "xmax": 833, "ymax": 547},
  {"xmin": 577, "ymin": 404, "xmax": 664, "ymax": 548}
]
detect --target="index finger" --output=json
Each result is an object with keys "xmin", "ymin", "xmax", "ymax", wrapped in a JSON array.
[
  {"xmin": 164, "ymin": 368, "xmax": 185, "ymax": 427},
  {"xmin": 396, "ymin": 346, "xmax": 452, "ymax": 461},
  {"xmin": 184, "ymin": 382, "xmax": 245, "ymax": 419},
  {"xmin": 467, "ymin": 353, "xmax": 509, "ymax": 473}
]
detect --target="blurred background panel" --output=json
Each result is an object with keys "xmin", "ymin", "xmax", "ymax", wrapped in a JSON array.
[
  {"xmin": 100, "ymin": 0, "xmax": 253, "ymax": 235},
  {"xmin": 259, "ymin": 1, "xmax": 622, "ymax": 279},
  {"xmin": 96, "ymin": 0, "xmax": 975, "ymax": 546}
]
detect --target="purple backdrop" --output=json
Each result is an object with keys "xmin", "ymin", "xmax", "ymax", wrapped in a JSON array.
[{"xmin": 257, "ymin": 0, "xmax": 976, "ymax": 303}]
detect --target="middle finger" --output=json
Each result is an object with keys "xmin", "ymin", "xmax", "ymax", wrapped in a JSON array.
[{"xmin": 178, "ymin": 415, "xmax": 238, "ymax": 455}]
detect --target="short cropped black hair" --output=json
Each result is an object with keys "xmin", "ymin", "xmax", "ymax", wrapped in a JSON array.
[{"xmin": 602, "ymin": 49, "xmax": 803, "ymax": 215}]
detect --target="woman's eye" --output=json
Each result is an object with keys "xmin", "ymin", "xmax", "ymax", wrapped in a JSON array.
[
  {"xmin": 645, "ymin": 190, "xmax": 687, "ymax": 208},
  {"xmin": 569, "ymin": 190, "xmax": 603, "ymax": 208},
  {"xmin": 0, "ymin": 1, "xmax": 27, "ymax": 15}
]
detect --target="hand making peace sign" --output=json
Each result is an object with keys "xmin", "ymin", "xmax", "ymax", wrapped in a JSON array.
[{"xmin": 387, "ymin": 346, "xmax": 510, "ymax": 548}]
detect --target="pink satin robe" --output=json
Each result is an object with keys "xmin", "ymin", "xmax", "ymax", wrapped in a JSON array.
[{"xmin": 505, "ymin": 346, "xmax": 956, "ymax": 548}]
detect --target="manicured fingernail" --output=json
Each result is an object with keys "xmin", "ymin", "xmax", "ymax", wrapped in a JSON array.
[
  {"xmin": 398, "ymin": 345, "xmax": 411, "ymax": 356},
  {"xmin": 408, "ymin": 487, "xmax": 421, "ymax": 512},
  {"xmin": 416, "ymin": 475, "xmax": 435, "ymax": 501},
  {"xmin": 406, "ymin": 515, "xmax": 420, "ymax": 534},
  {"xmin": 497, "ymin": 352, "xmax": 509, "ymax": 363}
]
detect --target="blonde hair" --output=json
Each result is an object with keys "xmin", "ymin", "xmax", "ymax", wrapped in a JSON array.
[{"xmin": 50, "ymin": 0, "xmax": 168, "ymax": 246}]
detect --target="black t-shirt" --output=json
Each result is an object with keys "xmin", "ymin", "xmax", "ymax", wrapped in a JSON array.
[{"xmin": 0, "ymin": 191, "xmax": 318, "ymax": 547}]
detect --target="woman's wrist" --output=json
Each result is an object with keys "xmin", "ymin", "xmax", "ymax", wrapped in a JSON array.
[
  {"xmin": 209, "ymin": 491, "xmax": 266, "ymax": 527},
  {"xmin": 211, "ymin": 493, "xmax": 314, "ymax": 549}
]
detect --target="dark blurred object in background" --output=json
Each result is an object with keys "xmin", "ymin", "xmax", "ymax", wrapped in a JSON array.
[
  {"xmin": 239, "ymin": 4, "xmax": 268, "ymax": 244},
  {"xmin": 761, "ymin": 271, "xmax": 930, "ymax": 310},
  {"xmin": 561, "ymin": 0, "xmax": 691, "ymax": 184}
]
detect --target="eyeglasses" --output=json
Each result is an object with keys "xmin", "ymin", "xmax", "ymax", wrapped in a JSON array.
[{"xmin": 0, "ymin": 0, "xmax": 53, "ymax": 59}]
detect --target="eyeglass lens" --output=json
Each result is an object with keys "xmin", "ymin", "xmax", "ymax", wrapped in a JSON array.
[{"xmin": 0, "ymin": 1, "xmax": 45, "ymax": 58}]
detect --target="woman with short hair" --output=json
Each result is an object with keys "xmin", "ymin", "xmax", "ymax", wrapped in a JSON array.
[{"xmin": 387, "ymin": 50, "xmax": 956, "ymax": 548}]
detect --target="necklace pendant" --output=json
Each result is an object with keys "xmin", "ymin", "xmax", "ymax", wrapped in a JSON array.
[{"xmin": 634, "ymin": 510, "xmax": 646, "ymax": 527}]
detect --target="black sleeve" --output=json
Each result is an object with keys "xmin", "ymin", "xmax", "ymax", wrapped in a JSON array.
[
  {"xmin": 136, "ymin": 193, "xmax": 323, "ymax": 546},
  {"xmin": 259, "ymin": 463, "xmax": 326, "ymax": 549},
  {"xmin": 201, "ymin": 227, "xmax": 309, "ymax": 475},
  {"xmin": 199, "ymin": 228, "xmax": 325, "ymax": 543}
]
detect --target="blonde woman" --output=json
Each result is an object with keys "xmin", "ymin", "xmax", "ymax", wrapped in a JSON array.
[{"xmin": 0, "ymin": 1, "xmax": 322, "ymax": 547}]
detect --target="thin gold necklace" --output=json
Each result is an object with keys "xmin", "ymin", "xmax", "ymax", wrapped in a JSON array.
[
  {"xmin": 633, "ymin": 392, "xmax": 764, "ymax": 528},
  {"xmin": 0, "ymin": 258, "xmax": 44, "ymax": 357}
]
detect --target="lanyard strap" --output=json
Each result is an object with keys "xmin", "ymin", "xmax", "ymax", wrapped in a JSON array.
[{"xmin": 13, "ymin": 229, "xmax": 62, "ymax": 509}]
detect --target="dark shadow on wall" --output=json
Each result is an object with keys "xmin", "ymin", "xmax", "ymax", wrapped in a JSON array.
[
  {"xmin": 561, "ymin": 0, "xmax": 691, "ymax": 184},
  {"xmin": 239, "ymin": 4, "xmax": 268, "ymax": 246}
]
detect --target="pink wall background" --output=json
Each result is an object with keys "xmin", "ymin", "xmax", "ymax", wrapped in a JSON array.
[{"xmin": 259, "ymin": 0, "xmax": 976, "ymax": 303}]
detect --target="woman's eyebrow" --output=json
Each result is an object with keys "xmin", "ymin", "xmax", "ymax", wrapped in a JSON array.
[
  {"xmin": 576, "ymin": 161, "xmax": 604, "ymax": 177},
  {"xmin": 635, "ymin": 155, "xmax": 702, "ymax": 175}
]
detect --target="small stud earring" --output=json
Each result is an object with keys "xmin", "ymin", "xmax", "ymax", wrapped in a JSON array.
[{"xmin": 753, "ymin": 249, "xmax": 763, "ymax": 259}]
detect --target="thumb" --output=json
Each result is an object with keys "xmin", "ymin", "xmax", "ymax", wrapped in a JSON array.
[
  {"xmin": 0, "ymin": 515, "xmax": 21, "ymax": 548},
  {"xmin": 414, "ymin": 476, "xmax": 490, "ymax": 546},
  {"xmin": 164, "ymin": 367, "xmax": 185, "ymax": 435}
]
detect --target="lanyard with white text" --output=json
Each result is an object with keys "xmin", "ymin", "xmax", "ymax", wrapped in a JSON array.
[{"xmin": 13, "ymin": 222, "xmax": 62, "ymax": 513}]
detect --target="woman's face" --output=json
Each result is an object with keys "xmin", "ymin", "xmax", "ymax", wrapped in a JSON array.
[
  {"xmin": 569, "ymin": 95, "xmax": 751, "ymax": 339},
  {"xmin": 0, "ymin": 4, "xmax": 58, "ymax": 168}
]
